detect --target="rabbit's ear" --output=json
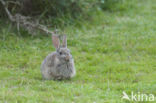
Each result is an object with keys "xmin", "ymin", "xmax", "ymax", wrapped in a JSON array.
[
  {"xmin": 52, "ymin": 35, "xmax": 60, "ymax": 49},
  {"xmin": 62, "ymin": 35, "xmax": 67, "ymax": 48}
]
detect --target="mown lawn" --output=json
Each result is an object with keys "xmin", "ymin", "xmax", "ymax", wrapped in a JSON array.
[{"xmin": 0, "ymin": 0, "xmax": 156, "ymax": 103}]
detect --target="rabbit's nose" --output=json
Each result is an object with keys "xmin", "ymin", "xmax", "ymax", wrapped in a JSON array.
[{"xmin": 65, "ymin": 56, "xmax": 70, "ymax": 61}]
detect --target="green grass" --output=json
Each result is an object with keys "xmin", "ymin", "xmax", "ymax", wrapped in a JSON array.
[{"xmin": 0, "ymin": 0, "xmax": 156, "ymax": 103}]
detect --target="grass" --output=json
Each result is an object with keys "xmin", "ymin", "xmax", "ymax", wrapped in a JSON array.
[{"xmin": 0, "ymin": 0, "xmax": 156, "ymax": 103}]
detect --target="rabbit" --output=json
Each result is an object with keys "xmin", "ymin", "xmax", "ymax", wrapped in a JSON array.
[{"xmin": 41, "ymin": 35, "xmax": 76, "ymax": 80}]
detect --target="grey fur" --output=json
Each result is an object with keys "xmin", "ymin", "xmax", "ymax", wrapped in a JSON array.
[{"xmin": 41, "ymin": 35, "xmax": 76, "ymax": 80}]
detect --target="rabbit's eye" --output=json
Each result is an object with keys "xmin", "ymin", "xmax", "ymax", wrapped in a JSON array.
[{"xmin": 59, "ymin": 52, "xmax": 62, "ymax": 55}]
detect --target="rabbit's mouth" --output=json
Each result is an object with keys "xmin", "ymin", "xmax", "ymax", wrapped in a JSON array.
[{"xmin": 61, "ymin": 58, "xmax": 70, "ymax": 63}]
